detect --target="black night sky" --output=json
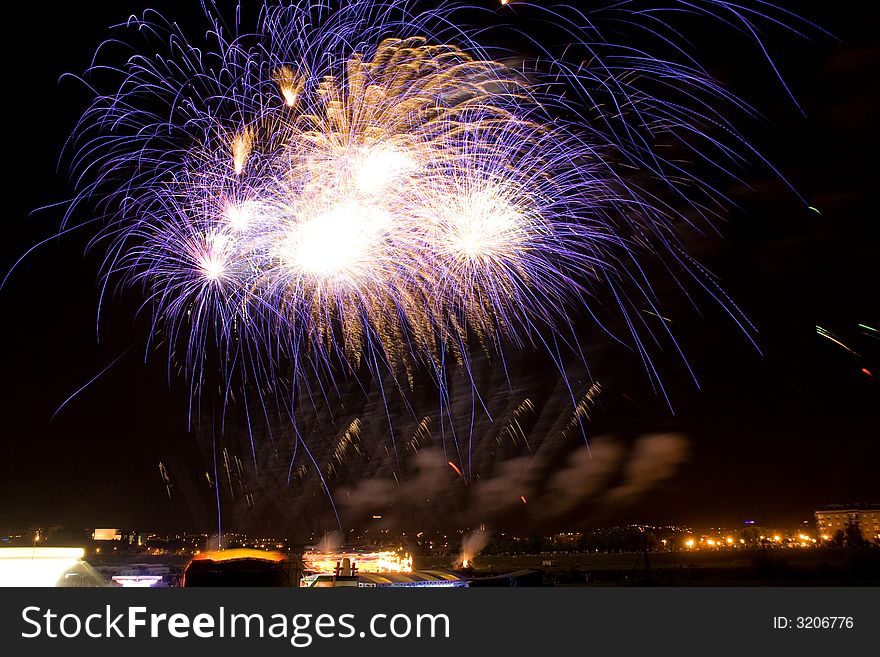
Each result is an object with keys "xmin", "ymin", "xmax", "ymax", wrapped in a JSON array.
[{"xmin": 0, "ymin": 1, "xmax": 877, "ymax": 536}]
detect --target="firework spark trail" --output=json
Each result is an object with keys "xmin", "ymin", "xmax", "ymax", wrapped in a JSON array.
[{"xmin": 54, "ymin": 1, "xmax": 818, "ymax": 508}]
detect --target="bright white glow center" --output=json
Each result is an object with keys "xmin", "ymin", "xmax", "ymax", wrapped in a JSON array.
[
  {"xmin": 353, "ymin": 146, "xmax": 416, "ymax": 194},
  {"xmin": 200, "ymin": 256, "xmax": 225, "ymax": 281},
  {"xmin": 199, "ymin": 232, "xmax": 230, "ymax": 281},
  {"xmin": 284, "ymin": 203, "xmax": 390, "ymax": 280},
  {"xmin": 225, "ymin": 201, "xmax": 258, "ymax": 231},
  {"xmin": 444, "ymin": 190, "xmax": 522, "ymax": 260}
]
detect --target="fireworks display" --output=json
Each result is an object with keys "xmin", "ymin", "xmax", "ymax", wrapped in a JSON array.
[
  {"xmin": 57, "ymin": 0, "xmax": 822, "ymax": 523},
  {"xmin": 67, "ymin": 0, "xmax": 812, "ymax": 400}
]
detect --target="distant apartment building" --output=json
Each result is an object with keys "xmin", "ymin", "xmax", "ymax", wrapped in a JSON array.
[{"xmin": 815, "ymin": 504, "xmax": 880, "ymax": 543}]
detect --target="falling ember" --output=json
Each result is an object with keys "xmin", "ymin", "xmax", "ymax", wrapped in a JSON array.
[
  {"xmin": 520, "ymin": 495, "xmax": 527, "ymax": 504},
  {"xmin": 231, "ymin": 127, "xmax": 254, "ymax": 175},
  {"xmin": 447, "ymin": 461, "xmax": 464, "ymax": 480},
  {"xmin": 862, "ymin": 368, "xmax": 874, "ymax": 378}
]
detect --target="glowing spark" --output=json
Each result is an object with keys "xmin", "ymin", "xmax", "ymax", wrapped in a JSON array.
[
  {"xmin": 448, "ymin": 461, "xmax": 465, "ymax": 480},
  {"xmin": 816, "ymin": 326, "xmax": 861, "ymax": 357},
  {"xmin": 859, "ymin": 324, "xmax": 879, "ymax": 340},
  {"xmin": 641, "ymin": 309, "xmax": 674, "ymax": 323}
]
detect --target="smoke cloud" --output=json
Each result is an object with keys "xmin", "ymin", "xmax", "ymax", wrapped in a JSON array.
[
  {"xmin": 603, "ymin": 433, "xmax": 690, "ymax": 505},
  {"xmin": 458, "ymin": 529, "xmax": 490, "ymax": 567}
]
